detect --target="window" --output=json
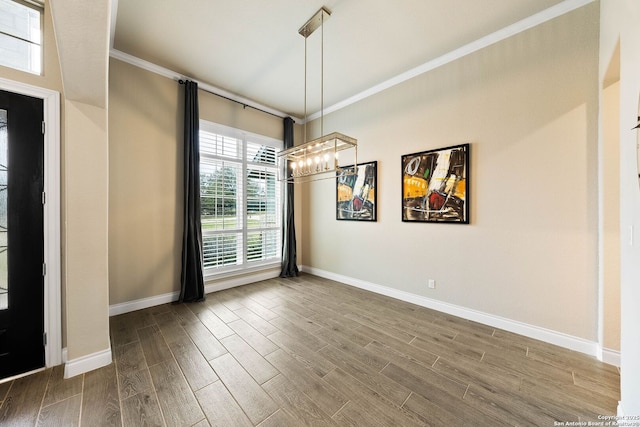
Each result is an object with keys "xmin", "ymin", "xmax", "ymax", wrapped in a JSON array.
[
  {"xmin": 0, "ymin": 0, "xmax": 42, "ymax": 74},
  {"xmin": 200, "ymin": 121, "xmax": 282, "ymax": 276}
]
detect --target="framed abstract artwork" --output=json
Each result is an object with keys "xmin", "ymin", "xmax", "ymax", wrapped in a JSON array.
[
  {"xmin": 401, "ymin": 143, "xmax": 469, "ymax": 223},
  {"xmin": 336, "ymin": 161, "xmax": 377, "ymax": 221}
]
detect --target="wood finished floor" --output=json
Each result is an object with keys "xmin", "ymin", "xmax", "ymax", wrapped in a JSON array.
[{"xmin": 0, "ymin": 274, "xmax": 620, "ymax": 426}]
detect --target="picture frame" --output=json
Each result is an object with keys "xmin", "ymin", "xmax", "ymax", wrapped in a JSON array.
[
  {"xmin": 336, "ymin": 161, "xmax": 377, "ymax": 221},
  {"xmin": 401, "ymin": 143, "xmax": 469, "ymax": 223}
]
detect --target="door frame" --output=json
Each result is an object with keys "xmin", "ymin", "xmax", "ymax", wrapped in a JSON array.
[{"xmin": 0, "ymin": 77, "xmax": 62, "ymax": 369}]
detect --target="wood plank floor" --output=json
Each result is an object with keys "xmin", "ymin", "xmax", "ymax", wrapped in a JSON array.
[{"xmin": 0, "ymin": 274, "xmax": 620, "ymax": 426}]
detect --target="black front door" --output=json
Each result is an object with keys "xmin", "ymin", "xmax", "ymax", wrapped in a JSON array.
[{"xmin": 0, "ymin": 90, "xmax": 45, "ymax": 379}]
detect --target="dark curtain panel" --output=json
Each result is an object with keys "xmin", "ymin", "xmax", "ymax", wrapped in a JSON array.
[
  {"xmin": 280, "ymin": 117, "xmax": 299, "ymax": 278},
  {"xmin": 179, "ymin": 80, "xmax": 205, "ymax": 302}
]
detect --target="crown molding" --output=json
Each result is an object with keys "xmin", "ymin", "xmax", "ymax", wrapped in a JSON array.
[
  {"xmin": 109, "ymin": 0, "xmax": 594, "ymax": 124},
  {"xmin": 109, "ymin": 49, "xmax": 302, "ymax": 122},
  {"xmin": 307, "ymin": 0, "xmax": 596, "ymax": 121}
]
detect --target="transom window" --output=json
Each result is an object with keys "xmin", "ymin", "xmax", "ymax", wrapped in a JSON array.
[
  {"xmin": 0, "ymin": 0, "xmax": 43, "ymax": 75},
  {"xmin": 199, "ymin": 121, "xmax": 282, "ymax": 276}
]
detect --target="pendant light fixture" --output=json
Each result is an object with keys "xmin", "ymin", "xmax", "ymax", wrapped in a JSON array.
[{"xmin": 278, "ymin": 6, "xmax": 358, "ymax": 182}]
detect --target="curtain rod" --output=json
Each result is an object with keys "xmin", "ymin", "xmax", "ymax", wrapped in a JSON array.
[{"xmin": 178, "ymin": 79, "xmax": 288, "ymax": 120}]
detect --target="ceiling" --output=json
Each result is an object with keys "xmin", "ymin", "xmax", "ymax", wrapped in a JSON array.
[{"xmin": 112, "ymin": 0, "xmax": 579, "ymax": 119}]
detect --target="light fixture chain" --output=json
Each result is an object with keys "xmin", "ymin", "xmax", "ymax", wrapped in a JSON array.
[
  {"xmin": 321, "ymin": 10, "xmax": 324, "ymax": 138},
  {"xmin": 304, "ymin": 34, "xmax": 308, "ymax": 143}
]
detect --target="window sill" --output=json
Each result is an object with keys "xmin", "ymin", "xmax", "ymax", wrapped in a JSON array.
[{"xmin": 203, "ymin": 262, "xmax": 281, "ymax": 293}]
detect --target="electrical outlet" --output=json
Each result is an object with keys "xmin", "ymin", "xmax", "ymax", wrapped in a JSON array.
[{"xmin": 428, "ymin": 279, "xmax": 436, "ymax": 289}]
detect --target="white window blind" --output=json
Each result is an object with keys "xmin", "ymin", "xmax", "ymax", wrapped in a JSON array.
[{"xmin": 200, "ymin": 122, "xmax": 282, "ymax": 276}]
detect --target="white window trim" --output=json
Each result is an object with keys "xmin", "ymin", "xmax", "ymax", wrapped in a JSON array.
[{"xmin": 199, "ymin": 120, "xmax": 283, "ymax": 280}]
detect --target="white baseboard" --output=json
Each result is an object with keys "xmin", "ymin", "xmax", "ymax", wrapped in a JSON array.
[
  {"xmin": 109, "ymin": 291, "xmax": 179, "ymax": 316},
  {"xmin": 109, "ymin": 268, "xmax": 281, "ymax": 317},
  {"xmin": 64, "ymin": 347, "xmax": 112, "ymax": 379},
  {"xmin": 301, "ymin": 266, "xmax": 603, "ymax": 360},
  {"xmin": 107, "ymin": 265, "xmax": 616, "ymax": 366},
  {"xmin": 602, "ymin": 347, "xmax": 621, "ymax": 367}
]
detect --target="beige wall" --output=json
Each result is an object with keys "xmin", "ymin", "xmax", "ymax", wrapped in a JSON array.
[
  {"xmin": 64, "ymin": 99, "xmax": 110, "ymax": 359},
  {"xmin": 109, "ymin": 59, "xmax": 183, "ymax": 304},
  {"xmin": 302, "ymin": 4, "xmax": 600, "ymax": 340},
  {"xmin": 199, "ymin": 91, "xmax": 283, "ymax": 141},
  {"xmin": 109, "ymin": 58, "xmax": 299, "ymax": 305}
]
